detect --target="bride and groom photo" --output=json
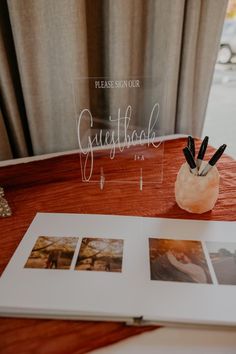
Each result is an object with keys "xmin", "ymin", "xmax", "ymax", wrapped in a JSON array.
[{"xmin": 149, "ymin": 238, "xmax": 212, "ymax": 284}]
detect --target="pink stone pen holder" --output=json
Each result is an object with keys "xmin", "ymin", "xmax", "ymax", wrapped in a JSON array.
[{"xmin": 175, "ymin": 162, "xmax": 220, "ymax": 214}]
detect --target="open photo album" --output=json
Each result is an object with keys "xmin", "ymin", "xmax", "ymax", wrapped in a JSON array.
[{"xmin": 0, "ymin": 213, "xmax": 236, "ymax": 327}]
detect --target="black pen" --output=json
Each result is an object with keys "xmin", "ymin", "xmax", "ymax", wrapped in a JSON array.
[
  {"xmin": 187, "ymin": 136, "xmax": 195, "ymax": 159},
  {"xmin": 196, "ymin": 136, "xmax": 209, "ymax": 169},
  {"xmin": 183, "ymin": 147, "xmax": 198, "ymax": 175},
  {"xmin": 200, "ymin": 144, "xmax": 227, "ymax": 176}
]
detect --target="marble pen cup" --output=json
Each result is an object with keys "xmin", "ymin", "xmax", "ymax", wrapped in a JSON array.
[{"xmin": 175, "ymin": 162, "xmax": 220, "ymax": 214}]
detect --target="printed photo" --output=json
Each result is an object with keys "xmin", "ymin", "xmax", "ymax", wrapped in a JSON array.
[
  {"xmin": 75, "ymin": 238, "xmax": 124, "ymax": 272},
  {"xmin": 206, "ymin": 242, "xmax": 236, "ymax": 285},
  {"xmin": 24, "ymin": 236, "xmax": 78, "ymax": 270},
  {"xmin": 149, "ymin": 238, "xmax": 212, "ymax": 284}
]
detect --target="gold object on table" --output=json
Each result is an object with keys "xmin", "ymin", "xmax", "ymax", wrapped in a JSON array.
[{"xmin": 0, "ymin": 187, "xmax": 12, "ymax": 217}]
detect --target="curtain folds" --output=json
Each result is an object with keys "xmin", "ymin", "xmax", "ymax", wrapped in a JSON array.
[
  {"xmin": 0, "ymin": 0, "xmax": 30, "ymax": 158},
  {"xmin": 7, "ymin": 0, "xmax": 90, "ymax": 156},
  {"xmin": 0, "ymin": 0, "xmax": 228, "ymax": 161},
  {"xmin": 176, "ymin": 0, "xmax": 228, "ymax": 134}
]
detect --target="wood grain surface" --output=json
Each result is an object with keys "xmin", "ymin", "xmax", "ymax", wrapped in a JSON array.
[{"xmin": 0, "ymin": 138, "xmax": 235, "ymax": 354}]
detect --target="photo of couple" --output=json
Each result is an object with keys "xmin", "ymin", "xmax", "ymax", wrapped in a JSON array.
[
  {"xmin": 75, "ymin": 238, "xmax": 124, "ymax": 272},
  {"xmin": 149, "ymin": 238, "xmax": 212, "ymax": 284},
  {"xmin": 24, "ymin": 236, "xmax": 78, "ymax": 270}
]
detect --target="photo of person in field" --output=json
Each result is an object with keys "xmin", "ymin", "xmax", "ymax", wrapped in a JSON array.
[
  {"xmin": 149, "ymin": 238, "xmax": 212, "ymax": 284},
  {"xmin": 24, "ymin": 236, "xmax": 78, "ymax": 270},
  {"xmin": 207, "ymin": 242, "xmax": 236, "ymax": 285},
  {"xmin": 75, "ymin": 238, "xmax": 124, "ymax": 272}
]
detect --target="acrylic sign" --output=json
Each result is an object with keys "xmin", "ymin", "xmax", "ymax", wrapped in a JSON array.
[{"xmin": 73, "ymin": 77, "xmax": 164, "ymax": 189}]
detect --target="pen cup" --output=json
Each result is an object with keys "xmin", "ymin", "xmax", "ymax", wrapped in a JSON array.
[{"xmin": 175, "ymin": 162, "xmax": 220, "ymax": 214}]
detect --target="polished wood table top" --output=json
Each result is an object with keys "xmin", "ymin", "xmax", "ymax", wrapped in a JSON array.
[{"xmin": 0, "ymin": 138, "xmax": 235, "ymax": 353}]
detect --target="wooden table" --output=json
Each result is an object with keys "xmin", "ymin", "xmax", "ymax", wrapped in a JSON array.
[{"xmin": 0, "ymin": 138, "xmax": 236, "ymax": 354}]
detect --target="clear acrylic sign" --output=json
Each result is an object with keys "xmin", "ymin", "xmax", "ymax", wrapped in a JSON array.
[{"xmin": 73, "ymin": 77, "xmax": 164, "ymax": 189}]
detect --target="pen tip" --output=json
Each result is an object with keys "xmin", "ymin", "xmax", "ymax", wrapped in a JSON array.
[{"xmin": 220, "ymin": 144, "xmax": 227, "ymax": 150}]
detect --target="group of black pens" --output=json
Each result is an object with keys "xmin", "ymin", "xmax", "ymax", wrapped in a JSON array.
[{"xmin": 183, "ymin": 136, "xmax": 227, "ymax": 176}]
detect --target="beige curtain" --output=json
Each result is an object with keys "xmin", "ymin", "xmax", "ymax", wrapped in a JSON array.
[
  {"xmin": 176, "ymin": 0, "xmax": 228, "ymax": 134},
  {"xmin": 0, "ymin": 0, "xmax": 227, "ymax": 161},
  {"xmin": 0, "ymin": 0, "xmax": 30, "ymax": 158}
]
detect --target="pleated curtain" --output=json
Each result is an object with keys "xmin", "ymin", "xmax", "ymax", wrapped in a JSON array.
[{"xmin": 0, "ymin": 0, "xmax": 228, "ymax": 161}]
